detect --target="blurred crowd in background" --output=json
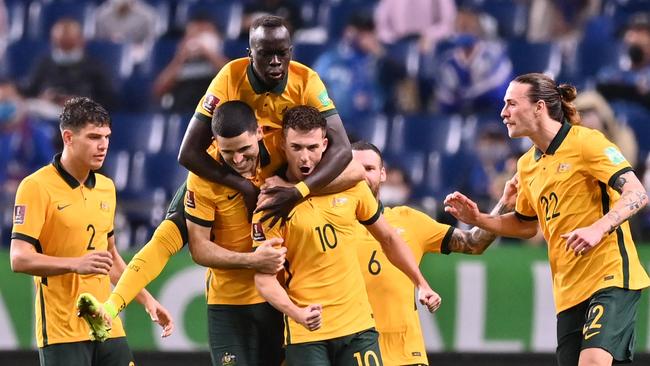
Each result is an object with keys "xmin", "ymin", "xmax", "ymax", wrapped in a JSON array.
[{"xmin": 0, "ymin": 0, "xmax": 649, "ymax": 248}]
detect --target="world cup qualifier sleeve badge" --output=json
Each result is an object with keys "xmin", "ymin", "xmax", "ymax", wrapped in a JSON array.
[{"xmin": 221, "ymin": 352, "xmax": 237, "ymax": 366}]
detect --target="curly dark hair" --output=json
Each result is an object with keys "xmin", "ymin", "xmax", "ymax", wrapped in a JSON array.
[
  {"xmin": 250, "ymin": 15, "xmax": 289, "ymax": 33},
  {"xmin": 59, "ymin": 97, "xmax": 111, "ymax": 132},
  {"xmin": 282, "ymin": 105, "xmax": 326, "ymax": 135}
]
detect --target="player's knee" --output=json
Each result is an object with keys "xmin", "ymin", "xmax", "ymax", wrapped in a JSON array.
[{"xmin": 578, "ymin": 348, "xmax": 613, "ymax": 366}]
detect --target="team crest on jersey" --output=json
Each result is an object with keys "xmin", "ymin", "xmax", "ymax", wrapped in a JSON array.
[
  {"xmin": 318, "ymin": 90, "xmax": 331, "ymax": 107},
  {"xmin": 99, "ymin": 201, "xmax": 110, "ymax": 212},
  {"xmin": 252, "ymin": 222, "xmax": 266, "ymax": 241},
  {"xmin": 186, "ymin": 190, "xmax": 196, "ymax": 209},
  {"xmin": 604, "ymin": 147, "xmax": 625, "ymax": 165},
  {"xmin": 203, "ymin": 93, "xmax": 220, "ymax": 114},
  {"xmin": 331, "ymin": 197, "xmax": 348, "ymax": 207},
  {"xmin": 221, "ymin": 352, "xmax": 237, "ymax": 366},
  {"xmin": 13, "ymin": 205, "xmax": 26, "ymax": 224},
  {"xmin": 557, "ymin": 163, "xmax": 571, "ymax": 173}
]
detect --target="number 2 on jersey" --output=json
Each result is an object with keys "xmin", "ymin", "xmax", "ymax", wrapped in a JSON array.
[
  {"xmin": 540, "ymin": 192, "xmax": 561, "ymax": 221},
  {"xmin": 86, "ymin": 224, "xmax": 96, "ymax": 250}
]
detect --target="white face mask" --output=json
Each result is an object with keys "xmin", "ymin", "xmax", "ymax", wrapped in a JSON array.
[
  {"xmin": 52, "ymin": 48, "xmax": 84, "ymax": 65},
  {"xmin": 379, "ymin": 185, "xmax": 410, "ymax": 206}
]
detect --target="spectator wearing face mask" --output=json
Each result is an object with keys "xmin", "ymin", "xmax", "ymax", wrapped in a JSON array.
[
  {"xmin": 153, "ymin": 14, "xmax": 228, "ymax": 113},
  {"xmin": 22, "ymin": 18, "xmax": 116, "ymax": 111},
  {"xmin": 597, "ymin": 12, "xmax": 650, "ymax": 107},
  {"xmin": 0, "ymin": 78, "xmax": 55, "ymax": 195},
  {"xmin": 379, "ymin": 166, "xmax": 413, "ymax": 206}
]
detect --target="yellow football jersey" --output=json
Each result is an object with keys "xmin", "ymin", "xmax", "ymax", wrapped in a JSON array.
[
  {"xmin": 356, "ymin": 205, "xmax": 453, "ymax": 366},
  {"xmin": 185, "ymin": 137, "xmax": 285, "ymax": 305},
  {"xmin": 515, "ymin": 123, "xmax": 650, "ymax": 313},
  {"xmin": 252, "ymin": 181, "xmax": 380, "ymax": 345},
  {"xmin": 11, "ymin": 155, "xmax": 125, "ymax": 347},
  {"xmin": 193, "ymin": 58, "xmax": 337, "ymax": 135}
]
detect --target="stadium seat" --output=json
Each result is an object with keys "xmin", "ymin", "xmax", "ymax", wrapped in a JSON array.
[
  {"xmin": 576, "ymin": 16, "xmax": 620, "ymax": 81},
  {"xmin": 321, "ymin": 0, "xmax": 377, "ymax": 41},
  {"xmin": 163, "ymin": 113, "xmax": 192, "ymax": 155},
  {"xmin": 610, "ymin": 101, "xmax": 650, "ymax": 156},
  {"xmin": 385, "ymin": 150, "xmax": 426, "ymax": 188},
  {"xmin": 292, "ymin": 41, "xmax": 330, "ymax": 68},
  {"xmin": 3, "ymin": 39, "xmax": 49, "ymax": 82},
  {"xmin": 474, "ymin": 0, "xmax": 528, "ymax": 39},
  {"xmin": 346, "ymin": 113, "xmax": 390, "ymax": 151},
  {"xmin": 99, "ymin": 150, "xmax": 131, "ymax": 193},
  {"xmin": 119, "ymin": 73, "xmax": 156, "ymax": 113},
  {"xmin": 86, "ymin": 40, "xmax": 133, "ymax": 82},
  {"xmin": 386, "ymin": 113, "xmax": 464, "ymax": 156},
  {"xmin": 223, "ymin": 38, "xmax": 248, "ymax": 60},
  {"xmin": 6, "ymin": 0, "xmax": 28, "ymax": 42},
  {"xmin": 175, "ymin": 0, "xmax": 243, "ymax": 39},
  {"xmin": 26, "ymin": 0, "xmax": 97, "ymax": 40},
  {"xmin": 507, "ymin": 38, "xmax": 562, "ymax": 78},
  {"xmin": 138, "ymin": 37, "xmax": 178, "ymax": 78},
  {"xmin": 110, "ymin": 112, "xmax": 167, "ymax": 154},
  {"xmin": 603, "ymin": 0, "xmax": 650, "ymax": 31}
]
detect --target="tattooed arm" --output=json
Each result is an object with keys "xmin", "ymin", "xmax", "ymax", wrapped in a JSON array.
[
  {"xmin": 448, "ymin": 199, "xmax": 516, "ymax": 254},
  {"xmin": 563, "ymin": 171, "xmax": 648, "ymax": 255}
]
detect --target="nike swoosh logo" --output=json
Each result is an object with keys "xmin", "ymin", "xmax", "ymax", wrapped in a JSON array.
[
  {"xmin": 57, "ymin": 204, "xmax": 72, "ymax": 210},
  {"xmin": 584, "ymin": 331, "xmax": 600, "ymax": 340},
  {"xmin": 227, "ymin": 193, "xmax": 240, "ymax": 200}
]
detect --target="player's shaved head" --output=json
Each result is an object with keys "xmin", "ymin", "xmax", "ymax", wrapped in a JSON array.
[
  {"xmin": 351, "ymin": 140, "xmax": 383, "ymax": 167},
  {"xmin": 212, "ymin": 101, "xmax": 258, "ymax": 138}
]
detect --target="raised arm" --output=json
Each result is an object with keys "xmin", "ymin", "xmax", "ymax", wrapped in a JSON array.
[
  {"xmin": 444, "ymin": 189, "xmax": 538, "ymax": 239},
  {"xmin": 365, "ymin": 216, "xmax": 441, "ymax": 312},
  {"xmin": 178, "ymin": 118, "xmax": 259, "ymax": 215},
  {"xmin": 186, "ymin": 219, "xmax": 285, "ymax": 273},
  {"xmin": 448, "ymin": 175, "xmax": 524, "ymax": 254},
  {"xmin": 563, "ymin": 171, "xmax": 648, "ymax": 255}
]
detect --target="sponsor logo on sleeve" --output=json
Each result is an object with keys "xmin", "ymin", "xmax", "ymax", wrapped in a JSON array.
[
  {"xmin": 202, "ymin": 93, "xmax": 220, "ymax": 114},
  {"xmin": 604, "ymin": 146, "xmax": 626, "ymax": 165},
  {"xmin": 252, "ymin": 222, "xmax": 266, "ymax": 241},
  {"xmin": 186, "ymin": 190, "xmax": 196, "ymax": 209},
  {"xmin": 317, "ymin": 90, "xmax": 331, "ymax": 107},
  {"xmin": 14, "ymin": 205, "xmax": 26, "ymax": 224}
]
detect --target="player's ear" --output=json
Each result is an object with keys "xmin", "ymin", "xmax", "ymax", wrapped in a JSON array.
[
  {"xmin": 322, "ymin": 137, "xmax": 328, "ymax": 152},
  {"xmin": 247, "ymin": 47, "xmax": 252, "ymax": 59},
  {"xmin": 255, "ymin": 126, "xmax": 263, "ymax": 141},
  {"xmin": 380, "ymin": 166, "xmax": 387, "ymax": 183},
  {"xmin": 61, "ymin": 129, "xmax": 74, "ymax": 146}
]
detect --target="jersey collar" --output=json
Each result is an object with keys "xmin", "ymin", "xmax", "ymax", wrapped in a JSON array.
[
  {"xmin": 534, "ymin": 121, "xmax": 572, "ymax": 161},
  {"xmin": 52, "ymin": 153, "xmax": 97, "ymax": 189},
  {"xmin": 246, "ymin": 63, "xmax": 288, "ymax": 95}
]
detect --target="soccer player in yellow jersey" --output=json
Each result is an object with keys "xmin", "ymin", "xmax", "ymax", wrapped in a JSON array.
[
  {"xmin": 185, "ymin": 101, "xmax": 288, "ymax": 366},
  {"xmin": 444, "ymin": 73, "xmax": 650, "ymax": 366},
  {"xmin": 178, "ymin": 15, "xmax": 353, "ymax": 225},
  {"xmin": 252, "ymin": 106, "xmax": 441, "ymax": 366},
  {"xmin": 351, "ymin": 141, "xmax": 517, "ymax": 366},
  {"xmin": 9, "ymin": 97, "xmax": 169, "ymax": 366}
]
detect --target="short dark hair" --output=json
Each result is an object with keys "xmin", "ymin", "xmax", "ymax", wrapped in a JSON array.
[
  {"xmin": 59, "ymin": 97, "xmax": 111, "ymax": 132},
  {"xmin": 514, "ymin": 73, "xmax": 579, "ymax": 125},
  {"xmin": 351, "ymin": 140, "xmax": 383, "ymax": 166},
  {"xmin": 282, "ymin": 105, "xmax": 326, "ymax": 135},
  {"xmin": 212, "ymin": 101, "xmax": 257, "ymax": 138},
  {"xmin": 251, "ymin": 15, "xmax": 289, "ymax": 33}
]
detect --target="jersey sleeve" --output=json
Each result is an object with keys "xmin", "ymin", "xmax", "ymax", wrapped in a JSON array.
[
  {"xmin": 304, "ymin": 70, "xmax": 337, "ymax": 117},
  {"xmin": 251, "ymin": 211, "xmax": 285, "ymax": 249},
  {"xmin": 581, "ymin": 130, "xmax": 633, "ymax": 188},
  {"xmin": 11, "ymin": 177, "xmax": 48, "ymax": 245},
  {"xmin": 193, "ymin": 64, "xmax": 230, "ymax": 124},
  {"xmin": 184, "ymin": 173, "xmax": 218, "ymax": 227},
  {"xmin": 405, "ymin": 208, "xmax": 454, "ymax": 255},
  {"xmin": 354, "ymin": 182, "xmax": 381, "ymax": 225}
]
